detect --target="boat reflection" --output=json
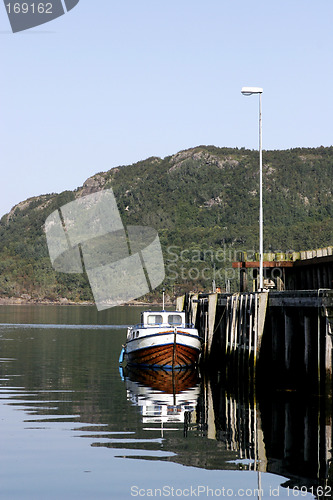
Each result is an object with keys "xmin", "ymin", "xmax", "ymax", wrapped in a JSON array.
[{"xmin": 121, "ymin": 366, "xmax": 200, "ymax": 427}]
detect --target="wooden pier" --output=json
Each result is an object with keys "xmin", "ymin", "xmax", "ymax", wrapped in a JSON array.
[
  {"xmin": 176, "ymin": 248, "xmax": 333, "ymax": 392},
  {"xmin": 233, "ymin": 246, "xmax": 333, "ymax": 292},
  {"xmin": 177, "ymin": 289, "xmax": 333, "ymax": 393}
]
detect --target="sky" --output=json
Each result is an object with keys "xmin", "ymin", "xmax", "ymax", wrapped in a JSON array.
[{"xmin": 1, "ymin": 0, "xmax": 332, "ymax": 217}]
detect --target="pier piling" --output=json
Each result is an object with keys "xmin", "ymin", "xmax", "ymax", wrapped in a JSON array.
[{"xmin": 181, "ymin": 289, "xmax": 333, "ymax": 392}]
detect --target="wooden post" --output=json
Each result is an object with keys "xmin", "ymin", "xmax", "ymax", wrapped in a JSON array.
[
  {"xmin": 224, "ymin": 297, "xmax": 230, "ymax": 356},
  {"xmin": 207, "ymin": 293, "xmax": 218, "ymax": 359},
  {"xmin": 248, "ymin": 294, "xmax": 253, "ymax": 362},
  {"xmin": 303, "ymin": 406, "xmax": 311, "ymax": 462},
  {"xmin": 240, "ymin": 267, "xmax": 248, "ymax": 292},
  {"xmin": 271, "ymin": 311, "xmax": 280, "ymax": 363},
  {"xmin": 203, "ymin": 310, "xmax": 208, "ymax": 361},
  {"xmin": 317, "ymin": 310, "xmax": 321, "ymax": 394},
  {"xmin": 230, "ymin": 296, "xmax": 236, "ymax": 353},
  {"xmin": 284, "ymin": 401, "xmax": 293, "ymax": 458},
  {"xmin": 233, "ymin": 294, "xmax": 240, "ymax": 352},
  {"xmin": 243, "ymin": 294, "xmax": 249, "ymax": 369},
  {"xmin": 320, "ymin": 307, "xmax": 332, "ymax": 395},
  {"xmin": 257, "ymin": 291, "xmax": 269, "ymax": 355},
  {"xmin": 254, "ymin": 293, "xmax": 258, "ymax": 368},
  {"xmin": 323, "ymin": 265, "xmax": 329, "ymax": 289},
  {"xmin": 324, "ymin": 309, "xmax": 333, "ymax": 386},
  {"xmin": 176, "ymin": 294, "xmax": 185, "ymax": 312},
  {"xmin": 304, "ymin": 315, "xmax": 311, "ymax": 375},
  {"xmin": 190, "ymin": 294, "xmax": 198, "ymax": 326},
  {"xmin": 284, "ymin": 312, "xmax": 293, "ymax": 372},
  {"xmin": 237, "ymin": 294, "xmax": 244, "ymax": 347}
]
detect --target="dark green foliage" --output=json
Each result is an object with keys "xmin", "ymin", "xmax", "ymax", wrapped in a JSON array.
[{"xmin": 0, "ymin": 146, "xmax": 332, "ymax": 300}]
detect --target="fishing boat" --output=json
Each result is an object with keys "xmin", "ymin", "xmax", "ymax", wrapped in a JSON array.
[{"xmin": 119, "ymin": 298, "xmax": 202, "ymax": 369}]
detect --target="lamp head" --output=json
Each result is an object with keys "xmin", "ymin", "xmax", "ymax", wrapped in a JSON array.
[{"xmin": 241, "ymin": 86, "xmax": 263, "ymax": 95}]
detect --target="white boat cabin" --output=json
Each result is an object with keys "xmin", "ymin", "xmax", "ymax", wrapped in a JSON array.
[
  {"xmin": 126, "ymin": 311, "xmax": 194, "ymax": 342},
  {"xmin": 140, "ymin": 311, "xmax": 186, "ymax": 328}
]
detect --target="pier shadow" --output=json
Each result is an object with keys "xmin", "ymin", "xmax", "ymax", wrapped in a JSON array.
[
  {"xmin": 209, "ymin": 370, "xmax": 333, "ymax": 489},
  {"xmin": 122, "ymin": 365, "xmax": 333, "ymax": 493},
  {"xmin": 257, "ymin": 303, "xmax": 333, "ymax": 395}
]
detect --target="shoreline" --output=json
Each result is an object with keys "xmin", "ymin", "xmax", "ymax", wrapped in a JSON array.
[{"xmin": 0, "ymin": 297, "xmax": 173, "ymax": 307}]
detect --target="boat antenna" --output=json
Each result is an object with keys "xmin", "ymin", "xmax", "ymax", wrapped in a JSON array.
[{"xmin": 162, "ymin": 287, "xmax": 165, "ymax": 311}]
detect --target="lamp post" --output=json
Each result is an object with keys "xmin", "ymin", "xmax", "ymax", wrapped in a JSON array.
[{"xmin": 241, "ymin": 86, "xmax": 264, "ymax": 291}]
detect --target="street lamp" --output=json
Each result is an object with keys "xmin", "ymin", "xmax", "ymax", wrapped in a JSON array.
[{"xmin": 241, "ymin": 86, "xmax": 264, "ymax": 291}]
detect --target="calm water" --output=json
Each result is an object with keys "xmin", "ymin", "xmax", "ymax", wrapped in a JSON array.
[{"xmin": 0, "ymin": 305, "xmax": 331, "ymax": 500}]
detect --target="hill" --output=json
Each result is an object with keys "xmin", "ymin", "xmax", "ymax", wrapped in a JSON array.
[{"xmin": 0, "ymin": 145, "xmax": 332, "ymax": 302}]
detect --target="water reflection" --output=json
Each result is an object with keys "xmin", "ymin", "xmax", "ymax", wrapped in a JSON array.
[
  {"xmin": 122, "ymin": 367, "xmax": 200, "ymax": 429},
  {"xmin": 122, "ymin": 366, "xmax": 333, "ymax": 492},
  {"xmin": 0, "ymin": 308, "xmax": 332, "ymax": 499}
]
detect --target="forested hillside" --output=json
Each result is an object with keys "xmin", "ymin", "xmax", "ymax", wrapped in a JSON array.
[{"xmin": 0, "ymin": 145, "xmax": 332, "ymax": 302}]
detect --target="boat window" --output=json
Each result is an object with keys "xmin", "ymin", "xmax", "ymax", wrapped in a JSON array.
[
  {"xmin": 168, "ymin": 314, "xmax": 182, "ymax": 325},
  {"xmin": 167, "ymin": 406, "xmax": 182, "ymax": 415},
  {"xmin": 147, "ymin": 314, "xmax": 163, "ymax": 325}
]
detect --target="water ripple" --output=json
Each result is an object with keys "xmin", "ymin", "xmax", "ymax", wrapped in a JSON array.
[{"xmin": 0, "ymin": 323, "xmax": 128, "ymax": 330}]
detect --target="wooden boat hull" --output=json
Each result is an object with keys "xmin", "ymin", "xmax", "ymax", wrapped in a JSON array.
[
  {"xmin": 124, "ymin": 330, "xmax": 201, "ymax": 369},
  {"xmin": 126, "ymin": 343, "xmax": 199, "ymax": 368}
]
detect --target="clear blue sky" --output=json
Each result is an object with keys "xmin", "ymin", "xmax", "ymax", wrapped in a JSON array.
[{"xmin": 1, "ymin": 0, "xmax": 332, "ymax": 217}]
